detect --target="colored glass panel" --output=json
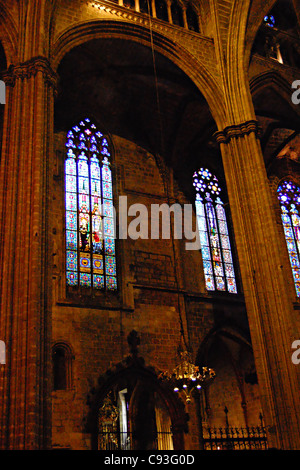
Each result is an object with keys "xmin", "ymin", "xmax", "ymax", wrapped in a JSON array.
[
  {"xmin": 203, "ymin": 260, "xmax": 213, "ymax": 275},
  {"xmin": 93, "ymin": 274, "xmax": 105, "ymax": 289},
  {"xmin": 215, "ymin": 276, "xmax": 226, "ymax": 291},
  {"xmin": 103, "ymin": 199, "xmax": 114, "ymax": 218},
  {"xmin": 104, "ymin": 238, "xmax": 115, "ymax": 256},
  {"xmin": 104, "ymin": 217, "xmax": 115, "ymax": 237},
  {"xmin": 65, "ymin": 118, "xmax": 117, "ymax": 291},
  {"xmin": 93, "ymin": 255, "xmax": 103, "ymax": 273},
  {"xmin": 102, "ymin": 163, "xmax": 111, "ymax": 182},
  {"xmin": 105, "ymin": 256, "xmax": 116, "ymax": 276},
  {"xmin": 194, "ymin": 169, "xmax": 237, "ymax": 294},
  {"xmin": 66, "ymin": 230, "xmax": 77, "ymax": 250},
  {"xmin": 66, "ymin": 251, "xmax": 77, "ymax": 271},
  {"xmin": 102, "ymin": 181, "xmax": 112, "ymax": 199},
  {"xmin": 80, "ymin": 253, "xmax": 91, "ymax": 272},
  {"xmin": 91, "ymin": 161, "xmax": 100, "ymax": 179},
  {"xmin": 67, "ymin": 271, "xmax": 78, "ymax": 286},
  {"xmin": 66, "ymin": 211, "xmax": 77, "ymax": 231},
  {"xmin": 80, "ymin": 272, "xmax": 91, "ymax": 287},
  {"xmin": 66, "ymin": 193, "xmax": 77, "ymax": 211},
  {"xmin": 65, "ymin": 154, "xmax": 76, "ymax": 175},
  {"xmin": 106, "ymin": 276, "xmax": 117, "ymax": 291},
  {"xmin": 205, "ymin": 275, "xmax": 215, "ymax": 291},
  {"xmin": 278, "ymin": 181, "xmax": 300, "ymax": 297},
  {"xmin": 227, "ymin": 278, "xmax": 237, "ymax": 294}
]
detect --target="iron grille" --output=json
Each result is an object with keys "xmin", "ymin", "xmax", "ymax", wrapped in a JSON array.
[
  {"xmin": 203, "ymin": 426, "xmax": 268, "ymax": 450},
  {"xmin": 98, "ymin": 429, "xmax": 173, "ymax": 450}
]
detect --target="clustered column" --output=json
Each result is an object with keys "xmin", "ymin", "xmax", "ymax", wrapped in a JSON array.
[
  {"xmin": 0, "ymin": 57, "xmax": 57, "ymax": 449},
  {"xmin": 215, "ymin": 121, "xmax": 300, "ymax": 449}
]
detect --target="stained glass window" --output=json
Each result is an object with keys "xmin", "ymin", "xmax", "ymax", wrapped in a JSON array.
[
  {"xmin": 264, "ymin": 15, "xmax": 275, "ymax": 27},
  {"xmin": 277, "ymin": 180, "xmax": 300, "ymax": 297},
  {"xmin": 193, "ymin": 168, "xmax": 237, "ymax": 294},
  {"xmin": 65, "ymin": 118, "xmax": 117, "ymax": 291}
]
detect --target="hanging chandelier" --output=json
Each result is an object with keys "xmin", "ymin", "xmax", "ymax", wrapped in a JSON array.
[{"xmin": 159, "ymin": 348, "xmax": 215, "ymax": 403}]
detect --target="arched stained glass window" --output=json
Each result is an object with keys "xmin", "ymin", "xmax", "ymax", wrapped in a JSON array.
[
  {"xmin": 277, "ymin": 180, "xmax": 300, "ymax": 297},
  {"xmin": 65, "ymin": 118, "xmax": 117, "ymax": 291},
  {"xmin": 193, "ymin": 168, "xmax": 237, "ymax": 294}
]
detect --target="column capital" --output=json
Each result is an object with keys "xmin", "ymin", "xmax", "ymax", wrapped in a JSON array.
[
  {"xmin": 214, "ymin": 119, "xmax": 261, "ymax": 144},
  {"xmin": 1, "ymin": 56, "xmax": 58, "ymax": 91}
]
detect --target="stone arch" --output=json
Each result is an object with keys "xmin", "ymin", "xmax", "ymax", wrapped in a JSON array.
[
  {"xmin": 196, "ymin": 324, "xmax": 253, "ymax": 366},
  {"xmin": 85, "ymin": 355, "xmax": 187, "ymax": 450},
  {"xmin": 224, "ymin": 0, "xmax": 284, "ymax": 124},
  {"xmin": 249, "ymin": 72, "xmax": 300, "ymax": 173},
  {"xmin": 250, "ymin": 70, "xmax": 297, "ymax": 103},
  {"xmin": 195, "ymin": 325, "xmax": 261, "ymax": 427},
  {"xmin": 267, "ymin": 132, "xmax": 300, "ymax": 180},
  {"xmin": 245, "ymin": 0, "xmax": 279, "ymax": 64},
  {"xmin": 51, "ymin": 20, "xmax": 226, "ymax": 129},
  {"xmin": 51, "ymin": 341, "xmax": 74, "ymax": 390}
]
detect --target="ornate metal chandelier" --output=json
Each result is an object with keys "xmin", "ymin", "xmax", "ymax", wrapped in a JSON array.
[{"xmin": 159, "ymin": 348, "xmax": 215, "ymax": 404}]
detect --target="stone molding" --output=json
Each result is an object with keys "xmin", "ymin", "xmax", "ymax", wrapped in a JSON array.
[
  {"xmin": 89, "ymin": 0, "xmax": 203, "ymax": 39},
  {"xmin": 214, "ymin": 120, "xmax": 261, "ymax": 144},
  {"xmin": 1, "ymin": 56, "xmax": 58, "ymax": 90}
]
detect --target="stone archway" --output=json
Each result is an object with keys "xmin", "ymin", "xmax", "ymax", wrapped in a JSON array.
[
  {"xmin": 51, "ymin": 19, "xmax": 226, "ymax": 130},
  {"xmin": 85, "ymin": 341, "xmax": 187, "ymax": 450},
  {"xmin": 196, "ymin": 325, "xmax": 261, "ymax": 428}
]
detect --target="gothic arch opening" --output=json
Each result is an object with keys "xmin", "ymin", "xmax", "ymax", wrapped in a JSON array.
[
  {"xmin": 196, "ymin": 326, "xmax": 262, "ymax": 429},
  {"xmin": 250, "ymin": 77, "xmax": 300, "ymax": 173},
  {"xmin": 86, "ymin": 357, "xmax": 187, "ymax": 450},
  {"xmin": 251, "ymin": 0, "xmax": 300, "ymax": 68}
]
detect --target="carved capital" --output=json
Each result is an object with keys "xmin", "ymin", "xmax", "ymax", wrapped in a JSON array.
[
  {"xmin": 1, "ymin": 56, "xmax": 58, "ymax": 92},
  {"xmin": 214, "ymin": 120, "xmax": 261, "ymax": 144}
]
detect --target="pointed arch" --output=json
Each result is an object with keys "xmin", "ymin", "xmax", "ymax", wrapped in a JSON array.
[
  {"xmin": 51, "ymin": 20, "xmax": 226, "ymax": 129},
  {"xmin": 250, "ymin": 70, "xmax": 298, "ymax": 103},
  {"xmin": 52, "ymin": 341, "xmax": 74, "ymax": 390},
  {"xmin": 85, "ymin": 356, "xmax": 187, "ymax": 450}
]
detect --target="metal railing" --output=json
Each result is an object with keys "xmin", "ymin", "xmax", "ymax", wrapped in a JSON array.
[
  {"xmin": 203, "ymin": 426, "xmax": 268, "ymax": 450},
  {"xmin": 98, "ymin": 430, "xmax": 174, "ymax": 450},
  {"xmin": 98, "ymin": 425, "xmax": 267, "ymax": 451}
]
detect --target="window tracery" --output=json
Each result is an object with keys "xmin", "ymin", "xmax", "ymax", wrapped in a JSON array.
[
  {"xmin": 65, "ymin": 118, "xmax": 117, "ymax": 291},
  {"xmin": 277, "ymin": 180, "xmax": 300, "ymax": 297},
  {"xmin": 193, "ymin": 168, "xmax": 237, "ymax": 294}
]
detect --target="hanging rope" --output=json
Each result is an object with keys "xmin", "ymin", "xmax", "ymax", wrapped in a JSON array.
[{"xmin": 146, "ymin": 0, "xmax": 190, "ymax": 354}]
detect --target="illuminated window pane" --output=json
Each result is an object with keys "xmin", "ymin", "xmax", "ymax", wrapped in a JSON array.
[
  {"xmin": 264, "ymin": 15, "xmax": 275, "ymax": 27},
  {"xmin": 65, "ymin": 118, "xmax": 117, "ymax": 291},
  {"xmin": 193, "ymin": 168, "xmax": 237, "ymax": 294},
  {"xmin": 277, "ymin": 181, "xmax": 300, "ymax": 297}
]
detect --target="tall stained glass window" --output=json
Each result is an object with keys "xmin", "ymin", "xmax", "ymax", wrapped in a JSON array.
[
  {"xmin": 193, "ymin": 168, "xmax": 237, "ymax": 294},
  {"xmin": 277, "ymin": 180, "xmax": 300, "ymax": 297},
  {"xmin": 65, "ymin": 118, "xmax": 117, "ymax": 291}
]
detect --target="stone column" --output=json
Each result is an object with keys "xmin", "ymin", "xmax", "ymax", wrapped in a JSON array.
[
  {"xmin": 0, "ymin": 56, "xmax": 57, "ymax": 449},
  {"xmin": 215, "ymin": 121, "xmax": 300, "ymax": 449}
]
